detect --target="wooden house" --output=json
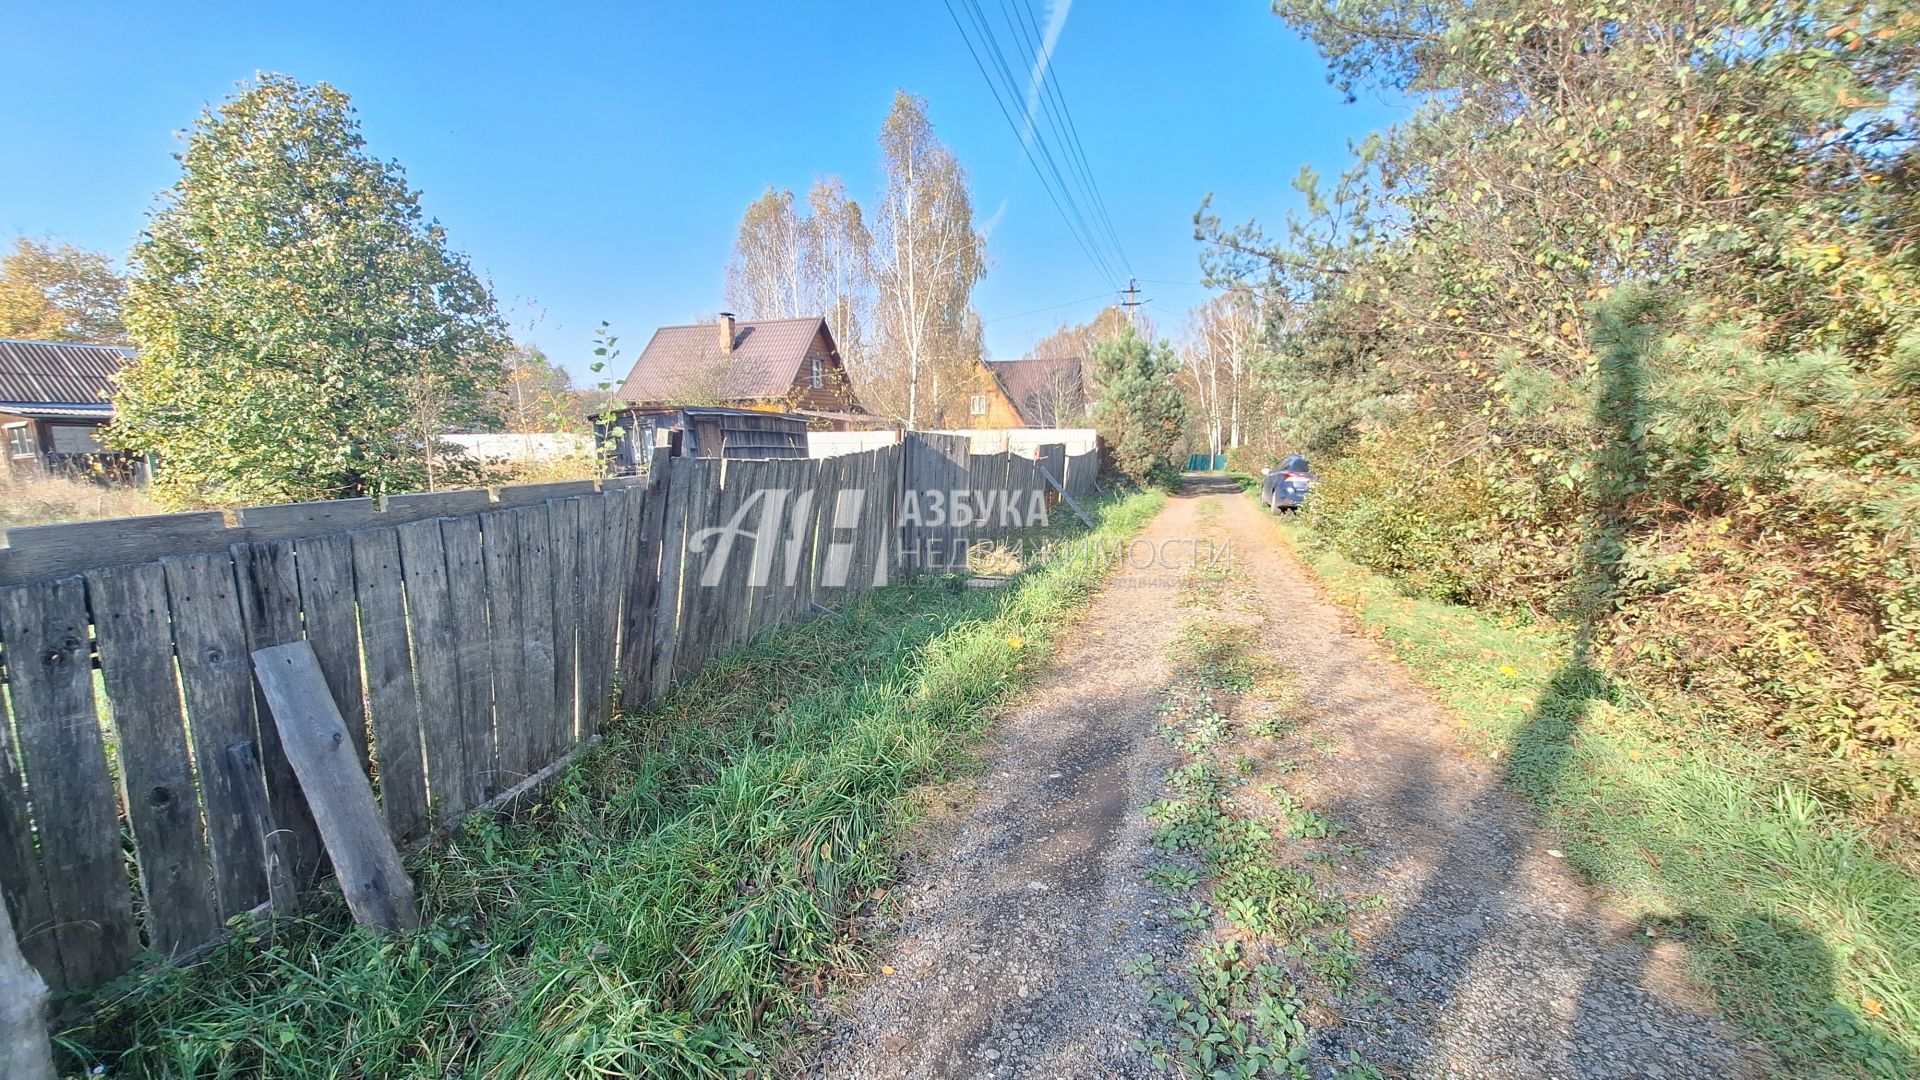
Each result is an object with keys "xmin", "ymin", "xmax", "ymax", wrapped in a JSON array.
[
  {"xmin": 0, "ymin": 339, "xmax": 141, "ymax": 481},
  {"xmin": 612, "ymin": 314, "xmax": 871, "ymax": 422}
]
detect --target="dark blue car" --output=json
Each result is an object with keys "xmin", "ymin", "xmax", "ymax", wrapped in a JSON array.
[{"xmin": 1260, "ymin": 455, "xmax": 1313, "ymax": 510}]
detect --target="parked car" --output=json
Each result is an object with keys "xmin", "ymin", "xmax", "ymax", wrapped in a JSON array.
[{"xmin": 1259, "ymin": 455, "xmax": 1313, "ymax": 510}]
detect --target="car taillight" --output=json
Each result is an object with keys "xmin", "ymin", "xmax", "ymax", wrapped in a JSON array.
[{"xmin": 1284, "ymin": 473, "xmax": 1309, "ymax": 483}]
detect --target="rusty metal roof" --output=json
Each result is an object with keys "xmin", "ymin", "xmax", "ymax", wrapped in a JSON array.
[
  {"xmin": 0, "ymin": 338, "xmax": 128, "ymax": 409},
  {"xmin": 614, "ymin": 317, "xmax": 829, "ymax": 404}
]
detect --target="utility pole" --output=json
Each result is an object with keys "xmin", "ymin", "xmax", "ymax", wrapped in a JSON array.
[{"xmin": 1120, "ymin": 278, "xmax": 1145, "ymax": 329}]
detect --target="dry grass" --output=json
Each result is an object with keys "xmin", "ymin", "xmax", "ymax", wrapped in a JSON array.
[{"xmin": 0, "ymin": 469, "xmax": 161, "ymax": 534}]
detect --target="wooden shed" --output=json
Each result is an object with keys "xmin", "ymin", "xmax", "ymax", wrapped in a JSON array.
[{"xmin": 600, "ymin": 405, "xmax": 810, "ymax": 473}]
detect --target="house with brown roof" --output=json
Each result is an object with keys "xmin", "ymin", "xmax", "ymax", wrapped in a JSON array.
[
  {"xmin": 0, "ymin": 338, "xmax": 140, "ymax": 480},
  {"xmin": 613, "ymin": 314, "xmax": 869, "ymax": 422},
  {"xmin": 985, "ymin": 355, "xmax": 1088, "ymax": 428}
]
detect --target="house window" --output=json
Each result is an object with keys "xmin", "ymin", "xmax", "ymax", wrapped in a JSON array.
[
  {"xmin": 810, "ymin": 353, "xmax": 823, "ymax": 390},
  {"xmin": 47, "ymin": 424, "xmax": 105, "ymax": 454},
  {"xmin": 5, "ymin": 424, "xmax": 33, "ymax": 459},
  {"xmin": 970, "ymin": 394, "xmax": 988, "ymax": 416}
]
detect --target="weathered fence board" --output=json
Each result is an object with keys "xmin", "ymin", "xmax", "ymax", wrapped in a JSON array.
[
  {"xmin": 253, "ymin": 642, "xmax": 419, "ymax": 934},
  {"xmin": 293, "ymin": 532, "xmax": 369, "ymax": 771},
  {"xmin": 87, "ymin": 562, "xmax": 222, "ymax": 957},
  {"xmin": 395, "ymin": 518, "xmax": 470, "ymax": 823},
  {"xmin": 381, "ymin": 489, "xmax": 493, "ymax": 522},
  {"xmin": 0, "ymin": 664, "xmax": 59, "ymax": 988},
  {"xmin": 574, "ymin": 494, "xmax": 615, "ymax": 738},
  {"xmin": 163, "ymin": 552, "xmax": 271, "ymax": 917},
  {"xmin": 480, "ymin": 510, "xmax": 528, "ymax": 786},
  {"xmin": 231, "ymin": 539, "xmax": 327, "ymax": 888},
  {"xmin": 515, "ymin": 507, "xmax": 560, "ymax": 766},
  {"xmin": 438, "ymin": 516, "xmax": 496, "ymax": 806},
  {"xmin": 350, "ymin": 528, "xmax": 430, "ymax": 843},
  {"xmin": 236, "ymin": 498, "xmax": 380, "ymax": 538},
  {"xmin": 0, "ymin": 579, "xmax": 135, "ymax": 991},
  {"xmin": 547, "ymin": 499, "xmax": 582, "ymax": 746}
]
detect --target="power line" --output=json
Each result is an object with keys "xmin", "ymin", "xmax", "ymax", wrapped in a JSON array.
[
  {"xmin": 940, "ymin": 0, "xmax": 1123, "ymax": 291},
  {"xmin": 1009, "ymin": 0, "xmax": 1133, "ymax": 277},
  {"xmin": 959, "ymin": 0, "xmax": 1124, "ymax": 288},
  {"xmin": 982, "ymin": 289, "xmax": 1117, "ymax": 323}
]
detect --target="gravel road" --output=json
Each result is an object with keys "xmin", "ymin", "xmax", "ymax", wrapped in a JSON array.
[{"xmin": 805, "ymin": 480, "xmax": 1770, "ymax": 1079}]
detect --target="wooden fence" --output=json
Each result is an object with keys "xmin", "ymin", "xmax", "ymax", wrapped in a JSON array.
[{"xmin": 0, "ymin": 437, "xmax": 1071, "ymax": 997}]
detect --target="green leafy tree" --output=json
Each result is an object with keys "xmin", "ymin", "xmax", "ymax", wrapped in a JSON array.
[
  {"xmin": 1090, "ymin": 326, "xmax": 1188, "ymax": 486},
  {"xmin": 114, "ymin": 73, "xmax": 507, "ymax": 506},
  {"xmin": 0, "ymin": 237, "xmax": 126, "ymax": 343}
]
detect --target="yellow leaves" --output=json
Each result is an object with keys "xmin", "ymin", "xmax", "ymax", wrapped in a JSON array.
[
  {"xmin": 881, "ymin": 965, "xmax": 897, "ymax": 977},
  {"xmin": 1006, "ymin": 636, "xmax": 1024, "ymax": 649},
  {"xmin": 1863, "ymin": 996, "xmax": 1885, "ymax": 1017}
]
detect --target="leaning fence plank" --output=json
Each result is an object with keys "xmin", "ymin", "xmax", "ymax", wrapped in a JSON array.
[
  {"xmin": 396, "ymin": 519, "xmax": 470, "ymax": 823},
  {"xmin": 86, "ymin": 562, "xmax": 222, "ymax": 958},
  {"xmin": 163, "ymin": 552, "xmax": 271, "ymax": 917},
  {"xmin": 349, "ymin": 528, "xmax": 429, "ymax": 843},
  {"xmin": 252, "ymin": 641, "xmax": 419, "ymax": 934},
  {"xmin": 438, "ymin": 516, "xmax": 496, "ymax": 804},
  {"xmin": 0, "ymin": 658, "xmax": 59, "ymax": 989},
  {"xmin": 481, "ymin": 510, "xmax": 529, "ymax": 785},
  {"xmin": 0, "ymin": 579, "xmax": 135, "ymax": 992},
  {"xmin": 293, "ymin": 532, "xmax": 369, "ymax": 772},
  {"xmin": 515, "ymin": 507, "xmax": 559, "ymax": 767},
  {"xmin": 231, "ymin": 539, "xmax": 327, "ymax": 888}
]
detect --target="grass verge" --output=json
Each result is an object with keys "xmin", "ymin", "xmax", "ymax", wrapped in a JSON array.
[
  {"xmin": 66, "ymin": 490, "xmax": 1165, "ymax": 1079},
  {"xmin": 1258, "ymin": 504, "xmax": 1920, "ymax": 1079}
]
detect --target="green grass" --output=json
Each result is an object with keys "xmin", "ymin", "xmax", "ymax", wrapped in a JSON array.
[
  {"xmin": 1259, "ymin": 505, "xmax": 1920, "ymax": 1079},
  {"xmin": 66, "ymin": 491, "xmax": 1165, "ymax": 1079}
]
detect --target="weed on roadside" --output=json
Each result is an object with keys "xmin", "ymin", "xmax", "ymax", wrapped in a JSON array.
[{"xmin": 1128, "ymin": 515, "xmax": 1375, "ymax": 1078}]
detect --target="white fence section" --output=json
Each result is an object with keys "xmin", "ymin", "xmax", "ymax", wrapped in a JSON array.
[{"xmin": 444, "ymin": 433, "xmax": 595, "ymax": 464}]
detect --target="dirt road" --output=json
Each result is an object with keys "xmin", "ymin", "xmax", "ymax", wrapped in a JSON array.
[{"xmin": 808, "ymin": 480, "xmax": 1766, "ymax": 1079}]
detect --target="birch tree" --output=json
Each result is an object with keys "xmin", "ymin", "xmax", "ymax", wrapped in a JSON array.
[
  {"xmin": 724, "ymin": 186, "xmax": 805, "ymax": 318},
  {"xmin": 802, "ymin": 176, "xmax": 875, "ymax": 376},
  {"xmin": 872, "ymin": 91, "xmax": 985, "ymax": 427}
]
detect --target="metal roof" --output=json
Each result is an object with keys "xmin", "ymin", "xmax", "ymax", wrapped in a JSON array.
[
  {"xmin": 986, "ymin": 356, "xmax": 1085, "ymax": 426},
  {"xmin": 0, "ymin": 338, "xmax": 128, "ymax": 408},
  {"xmin": 0, "ymin": 403, "xmax": 114, "ymax": 420},
  {"xmin": 614, "ymin": 317, "xmax": 831, "ymax": 404}
]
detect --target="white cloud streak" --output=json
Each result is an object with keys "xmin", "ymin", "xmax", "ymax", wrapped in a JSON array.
[{"xmin": 1019, "ymin": 0, "xmax": 1071, "ymax": 147}]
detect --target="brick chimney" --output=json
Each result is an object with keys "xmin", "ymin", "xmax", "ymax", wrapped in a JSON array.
[{"xmin": 718, "ymin": 312, "xmax": 735, "ymax": 356}]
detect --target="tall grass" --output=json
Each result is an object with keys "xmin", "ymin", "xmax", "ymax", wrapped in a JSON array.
[
  {"xmin": 0, "ymin": 469, "xmax": 160, "ymax": 532},
  {"xmin": 68, "ymin": 491, "xmax": 1165, "ymax": 1079},
  {"xmin": 1260, "ymin": 508, "xmax": 1920, "ymax": 1079}
]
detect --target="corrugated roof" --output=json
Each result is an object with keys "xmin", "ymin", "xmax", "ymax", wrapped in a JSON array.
[
  {"xmin": 614, "ymin": 317, "xmax": 828, "ymax": 404},
  {"xmin": 987, "ymin": 356, "xmax": 1084, "ymax": 426},
  {"xmin": 0, "ymin": 339, "xmax": 128, "ymax": 408}
]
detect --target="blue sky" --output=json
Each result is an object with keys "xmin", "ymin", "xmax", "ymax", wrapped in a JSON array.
[{"xmin": 1, "ymin": 2, "xmax": 1399, "ymax": 381}]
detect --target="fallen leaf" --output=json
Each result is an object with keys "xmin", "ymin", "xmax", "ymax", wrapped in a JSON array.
[
  {"xmin": 1547, "ymin": 848, "xmax": 1566, "ymax": 859},
  {"xmin": 881, "ymin": 965, "xmax": 896, "ymax": 976},
  {"xmin": 1864, "ymin": 996, "xmax": 1885, "ymax": 1016}
]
